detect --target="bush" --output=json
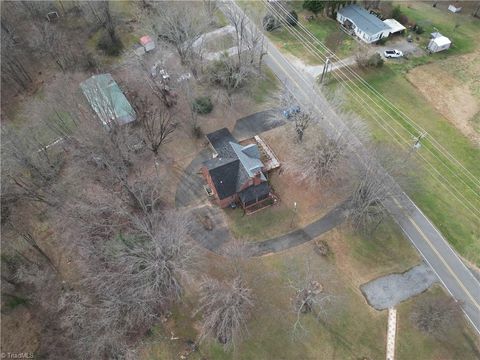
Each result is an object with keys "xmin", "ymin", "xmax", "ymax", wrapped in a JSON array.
[
  {"xmin": 263, "ymin": 14, "xmax": 278, "ymax": 32},
  {"xmin": 413, "ymin": 24, "xmax": 424, "ymax": 34},
  {"xmin": 391, "ymin": 5, "xmax": 402, "ymax": 20},
  {"xmin": 286, "ymin": 10, "xmax": 298, "ymax": 26},
  {"xmin": 367, "ymin": 53, "xmax": 384, "ymax": 68},
  {"xmin": 193, "ymin": 125, "xmax": 203, "ymax": 138},
  {"xmin": 398, "ymin": 14, "xmax": 409, "ymax": 25},
  {"xmin": 192, "ymin": 96, "xmax": 213, "ymax": 114},
  {"xmin": 314, "ymin": 240, "xmax": 331, "ymax": 256},
  {"xmin": 356, "ymin": 52, "xmax": 384, "ymax": 69},
  {"xmin": 96, "ymin": 31, "xmax": 123, "ymax": 56},
  {"xmin": 303, "ymin": 0, "xmax": 324, "ymax": 16}
]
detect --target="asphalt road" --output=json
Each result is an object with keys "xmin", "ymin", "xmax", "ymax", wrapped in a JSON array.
[{"xmin": 222, "ymin": 1, "xmax": 480, "ymax": 333}]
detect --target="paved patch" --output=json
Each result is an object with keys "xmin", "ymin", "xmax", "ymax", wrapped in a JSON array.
[
  {"xmin": 232, "ymin": 110, "xmax": 285, "ymax": 140},
  {"xmin": 361, "ymin": 263, "xmax": 438, "ymax": 310},
  {"xmin": 189, "ymin": 205, "xmax": 232, "ymax": 252},
  {"xmin": 174, "ymin": 149, "xmax": 211, "ymax": 208},
  {"xmin": 248, "ymin": 205, "xmax": 346, "ymax": 256}
]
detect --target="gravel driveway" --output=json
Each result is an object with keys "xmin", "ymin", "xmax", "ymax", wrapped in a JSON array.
[{"xmin": 361, "ymin": 263, "xmax": 438, "ymax": 310}]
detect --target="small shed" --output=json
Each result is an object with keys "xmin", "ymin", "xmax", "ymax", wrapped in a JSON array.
[
  {"xmin": 80, "ymin": 73, "xmax": 136, "ymax": 127},
  {"xmin": 448, "ymin": 4, "xmax": 462, "ymax": 13},
  {"xmin": 140, "ymin": 35, "xmax": 155, "ymax": 52},
  {"xmin": 428, "ymin": 36, "xmax": 451, "ymax": 53}
]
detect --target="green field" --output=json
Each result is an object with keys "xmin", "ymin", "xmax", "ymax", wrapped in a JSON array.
[
  {"xmin": 328, "ymin": 64, "xmax": 480, "ymax": 266},
  {"xmin": 396, "ymin": 285, "xmax": 480, "ymax": 360},
  {"xmin": 398, "ymin": 2, "xmax": 480, "ymax": 55},
  {"xmin": 238, "ymin": 0, "xmax": 354, "ymax": 64}
]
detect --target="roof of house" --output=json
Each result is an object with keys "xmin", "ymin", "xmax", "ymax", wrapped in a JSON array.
[
  {"xmin": 230, "ymin": 142, "xmax": 266, "ymax": 181},
  {"xmin": 431, "ymin": 36, "xmax": 451, "ymax": 46},
  {"xmin": 204, "ymin": 128, "xmax": 268, "ymax": 199},
  {"xmin": 338, "ymin": 5, "xmax": 390, "ymax": 36},
  {"xmin": 80, "ymin": 73, "xmax": 135, "ymax": 127},
  {"xmin": 206, "ymin": 128, "xmax": 238, "ymax": 158},
  {"xmin": 207, "ymin": 158, "xmax": 240, "ymax": 199},
  {"xmin": 238, "ymin": 182, "xmax": 270, "ymax": 204},
  {"xmin": 140, "ymin": 35, "xmax": 153, "ymax": 45},
  {"xmin": 383, "ymin": 18, "xmax": 406, "ymax": 33}
]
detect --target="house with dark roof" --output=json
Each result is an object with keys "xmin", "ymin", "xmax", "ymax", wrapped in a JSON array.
[
  {"xmin": 337, "ymin": 5, "xmax": 391, "ymax": 43},
  {"xmin": 201, "ymin": 128, "xmax": 272, "ymax": 209}
]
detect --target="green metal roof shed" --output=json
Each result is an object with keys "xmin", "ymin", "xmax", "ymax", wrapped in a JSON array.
[{"xmin": 80, "ymin": 73, "xmax": 136, "ymax": 127}]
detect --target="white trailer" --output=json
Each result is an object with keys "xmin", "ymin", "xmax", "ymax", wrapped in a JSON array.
[{"xmin": 428, "ymin": 36, "xmax": 451, "ymax": 53}]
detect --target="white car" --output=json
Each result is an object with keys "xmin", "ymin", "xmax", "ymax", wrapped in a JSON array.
[{"xmin": 384, "ymin": 49, "xmax": 403, "ymax": 58}]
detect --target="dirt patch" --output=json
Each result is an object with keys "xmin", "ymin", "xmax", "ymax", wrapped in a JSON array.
[
  {"xmin": 406, "ymin": 52, "xmax": 480, "ymax": 145},
  {"xmin": 1, "ymin": 307, "xmax": 40, "ymax": 354},
  {"xmin": 261, "ymin": 126, "xmax": 344, "ymax": 226}
]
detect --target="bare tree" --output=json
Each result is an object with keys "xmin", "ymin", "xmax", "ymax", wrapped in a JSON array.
[
  {"xmin": 55, "ymin": 207, "xmax": 195, "ymax": 359},
  {"xmin": 203, "ymin": 0, "xmax": 218, "ymax": 24},
  {"xmin": 410, "ymin": 295, "xmax": 462, "ymax": 339},
  {"xmin": 179, "ymin": 78, "xmax": 201, "ymax": 135},
  {"xmin": 32, "ymin": 22, "xmax": 78, "ymax": 73},
  {"xmin": 1, "ymin": 28, "xmax": 33, "ymax": 91},
  {"xmin": 292, "ymin": 112, "xmax": 311, "ymax": 142},
  {"xmin": 1, "ymin": 125, "xmax": 64, "ymax": 207},
  {"xmin": 207, "ymin": 6, "xmax": 265, "ymax": 97},
  {"xmin": 287, "ymin": 260, "xmax": 335, "ymax": 338},
  {"xmin": 153, "ymin": 2, "xmax": 208, "ymax": 65},
  {"xmin": 274, "ymin": 85, "xmax": 311, "ymax": 142},
  {"xmin": 196, "ymin": 275, "xmax": 254, "ymax": 349},
  {"xmin": 96, "ymin": 209, "xmax": 195, "ymax": 307},
  {"xmin": 133, "ymin": 96, "xmax": 178, "ymax": 155},
  {"xmin": 287, "ymin": 117, "xmax": 367, "ymax": 185},
  {"xmin": 346, "ymin": 153, "xmax": 401, "ymax": 232},
  {"xmin": 80, "ymin": 0, "xmax": 121, "ymax": 47}
]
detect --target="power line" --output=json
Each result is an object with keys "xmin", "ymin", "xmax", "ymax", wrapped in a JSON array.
[
  {"xmin": 260, "ymin": 1, "xmax": 480, "ymax": 217},
  {"xmin": 263, "ymin": 1, "xmax": 480, "ymax": 195},
  {"xmin": 266, "ymin": 1, "xmax": 480, "ymax": 191}
]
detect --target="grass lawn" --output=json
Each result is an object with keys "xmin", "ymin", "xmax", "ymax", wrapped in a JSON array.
[
  {"xmin": 396, "ymin": 1, "xmax": 480, "ymax": 56},
  {"xmin": 396, "ymin": 285, "xmax": 480, "ymax": 360},
  {"xmin": 238, "ymin": 0, "xmax": 354, "ymax": 64},
  {"xmin": 327, "ymin": 64, "xmax": 480, "ymax": 266},
  {"xmin": 248, "ymin": 67, "xmax": 280, "ymax": 104},
  {"xmin": 139, "ymin": 222, "xmax": 478, "ymax": 359},
  {"xmin": 225, "ymin": 204, "xmax": 295, "ymax": 242},
  {"xmin": 335, "ymin": 218, "xmax": 420, "ymax": 284}
]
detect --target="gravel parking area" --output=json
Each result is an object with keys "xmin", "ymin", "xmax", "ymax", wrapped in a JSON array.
[{"xmin": 360, "ymin": 263, "xmax": 438, "ymax": 310}]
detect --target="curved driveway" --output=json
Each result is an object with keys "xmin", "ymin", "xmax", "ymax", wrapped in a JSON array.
[{"xmin": 221, "ymin": 0, "xmax": 480, "ymax": 333}]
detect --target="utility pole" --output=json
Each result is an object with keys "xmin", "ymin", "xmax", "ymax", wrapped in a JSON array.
[
  {"xmin": 407, "ymin": 132, "xmax": 427, "ymax": 158},
  {"xmin": 319, "ymin": 57, "xmax": 330, "ymax": 84}
]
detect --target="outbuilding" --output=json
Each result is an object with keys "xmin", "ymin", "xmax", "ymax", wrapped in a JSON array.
[
  {"xmin": 448, "ymin": 4, "xmax": 462, "ymax": 13},
  {"xmin": 80, "ymin": 73, "xmax": 136, "ymax": 127},
  {"xmin": 337, "ymin": 5, "xmax": 391, "ymax": 43},
  {"xmin": 428, "ymin": 35, "xmax": 451, "ymax": 53},
  {"xmin": 140, "ymin": 35, "xmax": 155, "ymax": 52}
]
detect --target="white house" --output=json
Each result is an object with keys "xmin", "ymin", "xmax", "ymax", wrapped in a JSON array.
[{"xmin": 337, "ymin": 5, "xmax": 391, "ymax": 44}]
